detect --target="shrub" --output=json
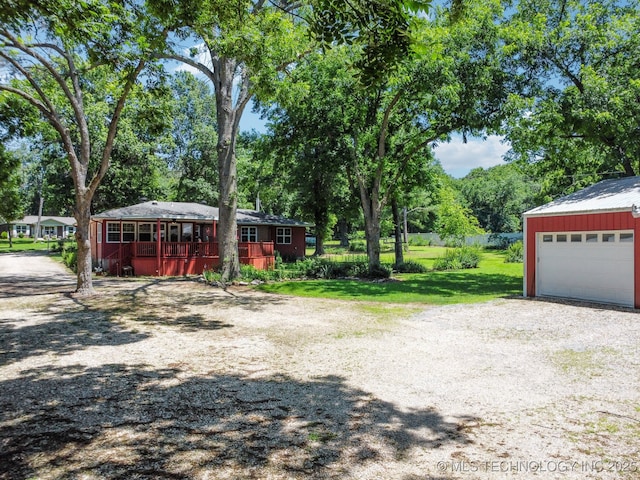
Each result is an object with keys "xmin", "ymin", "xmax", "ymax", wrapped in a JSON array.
[
  {"xmin": 394, "ymin": 261, "xmax": 427, "ymax": 273},
  {"xmin": 363, "ymin": 263, "xmax": 392, "ymax": 279},
  {"xmin": 0, "ymin": 231, "xmax": 7, "ymax": 239},
  {"xmin": 18, "ymin": 232, "xmax": 24, "ymax": 238},
  {"xmin": 433, "ymin": 246, "xmax": 482, "ymax": 271},
  {"xmin": 348, "ymin": 240, "xmax": 366, "ymax": 253},
  {"xmin": 61, "ymin": 242, "xmax": 78, "ymax": 272},
  {"xmin": 505, "ymin": 240, "xmax": 524, "ymax": 263},
  {"xmin": 408, "ymin": 235, "xmax": 431, "ymax": 247}
]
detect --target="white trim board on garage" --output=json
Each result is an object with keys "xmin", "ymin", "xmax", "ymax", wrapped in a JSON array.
[{"xmin": 536, "ymin": 230, "xmax": 634, "ymax": 307}]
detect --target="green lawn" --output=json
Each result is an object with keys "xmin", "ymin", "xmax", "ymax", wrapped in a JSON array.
[
  {"xmin": 0, "ymin": 237, "xmax": 54, "ymax": 253},
  {"xmin": 261, "ymin": 247, "xmax": 523, "ymax": 305}
]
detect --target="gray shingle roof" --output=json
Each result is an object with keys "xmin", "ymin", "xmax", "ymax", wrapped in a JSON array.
[
  {"xmin": 16, "ymin": 216, "xmax": 76, "ymax": 226},
  {"xmin": 93, "ymin": 201, "xmax": 310, "ymax": 227},
  {"xmin": 524, "ymin": 176, "xmax": 640, "ymax": 217}
]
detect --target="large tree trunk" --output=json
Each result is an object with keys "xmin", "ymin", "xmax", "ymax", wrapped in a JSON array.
[
  {"xmin": 337, "ymin": 219, "xmax": 349, "ymax": 247},
  {"xmin": 74, "ymin": 196, "xmax": 93, "ymax": 295},
  {"xmin": 214, "ymin": 56, "xmax": 246, "ymax": 282},
  {"xmin": 358, "ymin": 184, "xmax": 382, "ymax": 270},
  {"xmin": 391, "ymin": 197, "xmax": 404, "ymax": 266}
]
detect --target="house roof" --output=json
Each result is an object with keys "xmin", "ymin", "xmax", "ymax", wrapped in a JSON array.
[
  {"xmin": 93, "ymin": 201, "xmax": 310, "ymax": 227},
  {"xmin": 16, "ymin": 215, "xmax": 76, "ymax": 226},
  {"xmin": 524, "ymin": 176, "xmax": 640, "ymax": 217}
]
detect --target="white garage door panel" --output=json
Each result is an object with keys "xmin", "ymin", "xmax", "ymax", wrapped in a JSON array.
[{"xmin": 537, "ymin": 232, "xmax": 634, "ymax": 306}]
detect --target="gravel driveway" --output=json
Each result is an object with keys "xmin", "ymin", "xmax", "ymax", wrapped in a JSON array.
[{"xmin": 0, "ymin": 252, "xmax": 638, "ymax": 479}]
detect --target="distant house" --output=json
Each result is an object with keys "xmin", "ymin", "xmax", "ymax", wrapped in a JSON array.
[
  {"xmin": 523, "ymin": 176, "xmax": 640, "ymax": 308},
  {"xmin": 90, "ymin": 201, "xmax": 310, "ymax": 276},
  {"xmin": 0, "ymin": 215, "xmax": 76, "ymax": 239}
]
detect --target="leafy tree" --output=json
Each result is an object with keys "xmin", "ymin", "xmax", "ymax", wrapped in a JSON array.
[
  {"xmin": 308, "ymin": 0, "xmax": 435, "ymax": 85},
  {"xmin": 0, "ymin": 0, "xmax": 156, "ymax": 294},
  {"xmin": 164, "ymin": 71, "xmax": 218, "ymax": 205},
  {"xmin": 457, "ymin": 164, "xmax": 538, "ymax": 233},
  {"xmin": 435, "ymin": 184, "xmax": 483, "ymax": 247},
  {"xmin": 334, "ymin": 1, "xmax": 508, "ymax": 270},
  {"xmin": 258, "ymin": 50, "xmax": 358, "ymax": 255},
  {"xmin": 503, "ymin": 0, "xmax": 640, "ymax": 195},
  {"xmin": 0, "ymin": 145, "xmax": 24, "ymax": 247},
  {"xmin": 148, "ymin": 0, "xmax": 308, "ymax": 282}
]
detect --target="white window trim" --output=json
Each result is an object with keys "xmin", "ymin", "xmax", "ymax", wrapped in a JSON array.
[
  {"xmin": 106, "ymin": 221, "xmax": 136, "ymax": 243},
  {"xmin": 276, "ymin": 227, "xmax": 292, "ymax": 244},
  {"xmin": 240, "ymin": 226, "xmax": 258, "ymax": 242}
]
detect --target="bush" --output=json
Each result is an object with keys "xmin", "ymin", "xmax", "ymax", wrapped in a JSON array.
[
  {"xmin": 408, "ymin": 235, "xmax": 432, "ymax": 247},
  {"xmin": 348, "ymin": 240, "xmax": 366, "ymax": 253},
  {"xmin": 394, "ymin": 261, "xmax": 427, "ymax": 274},
  {"xmin": 61, "ymin": 242, "xmax": 78, "ymax": 272},
  {"xmin": 0, "ymin": 231, "xmax": 7, "ymax": 239},
  {"xmin": 18, "ymin": 232, "xmax": 24, "ymax": 238},
  {"xmin": 433, "ymin": 246, "xmax": 482, "ymax": 271},
  {"xmin": 504, "ymin": 240, "xmax": 524, "ymax": 263}
]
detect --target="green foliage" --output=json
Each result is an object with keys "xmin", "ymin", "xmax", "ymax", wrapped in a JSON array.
[
  {"xmin": 433, "ymin": 246, "xmax": 482, "ymax": 271},
  {"xmin": 308, "ymin": 0, "xmax": 435, "ymax": 85},
  {"xmin": 504, "ymin": 240, "xmax": 523, "ymax": 263},
  {"xmin": 348, "ymin": 241, "xmax": 366, "ymax": 253},
  {"xmin": 435, "ymin": 186, "xmax": 484, "ymax": 247},
  {"xmin": 457, "ymin": 164, "xmax": 538, "ymax": 233},
  {"xmin": 503, "ymin": 0, "xmax": 640, "ymax": 194},
  {"xmin": 408, "ymin": 235, "xmax": 432, "ymax": 246},
  {"xmin": 393, "ymin": 261, "xmax": 427, "ymax": 274},
  {"xmin": 61, "ymin": 241, "xmax": 78, "ymax": 272},
  {"xmin": 0, "ymin": 232, "xmax": 7, "ymax": 240}
]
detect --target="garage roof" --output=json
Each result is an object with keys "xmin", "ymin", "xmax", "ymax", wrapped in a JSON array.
[{"xmin": 524, "ymin": 176, "xmax": 640, "ymax": 217}]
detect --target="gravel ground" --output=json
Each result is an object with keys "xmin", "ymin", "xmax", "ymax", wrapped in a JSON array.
[{"xmin": 0, "ymin": 251, "xmax": 639, "ymax": 479}]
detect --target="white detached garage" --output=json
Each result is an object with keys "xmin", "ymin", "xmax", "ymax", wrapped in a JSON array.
[{"xmin": 523, "ymin": 176, "xmax": 640, "ymax": 308}]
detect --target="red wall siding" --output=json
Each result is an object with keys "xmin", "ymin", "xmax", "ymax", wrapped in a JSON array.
[
  {"xmin": 270, "ymin": 226, "xmax": 306, "ymax": 259},
  {"xmin": 525, "ymin": 211, "xmax": 639, "ymax": 307}
]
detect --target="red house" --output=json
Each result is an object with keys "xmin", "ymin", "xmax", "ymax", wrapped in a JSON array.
[
  {"xmin": 523, "ymin": 176, "xmax": 640, "ymax": 308},
  {"xmin": 91, "ymin": 201, "xmax": 309, "ymax": 276}
]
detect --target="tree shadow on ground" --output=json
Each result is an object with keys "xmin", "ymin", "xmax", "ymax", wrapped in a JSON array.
[
  {"xmin": 0, "ymin": 308, "xmax": 149, "ymax": 367},
  {"xmin": 0, "ymin": 364, "xmax": 475, "ymax": 479}
]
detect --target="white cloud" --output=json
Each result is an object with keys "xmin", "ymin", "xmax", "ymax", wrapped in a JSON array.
[{"xmin": 433, "ymin": 135, "xmax": 511, "ymax": 178}]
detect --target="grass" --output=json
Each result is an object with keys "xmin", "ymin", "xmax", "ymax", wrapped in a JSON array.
[
  {"xmin": 260, "ymin": 247, "xmax": 523, "ymax": 305},
  {"xmin": 0, "ymin": 237, "xmax": 54, "ymax": 252}
]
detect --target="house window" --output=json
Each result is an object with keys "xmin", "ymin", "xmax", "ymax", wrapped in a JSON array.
[
  {"xmin": 542, "ymin": 234, "xmax": 553, "ymax": 242},
  {"xmin": 276, "ymin": 227, "xmax": 292, "ymax": 244},
  {"xmin": 122, "ymin": 223, "xmax": 135, "ymax": 242},
  {"xmin": 43, "ymin": 226, "xmax": 57, "ymax": 237},
  {"xmin": 620, "ymin": 232, "xmax": 634, "ymax": 243},
  {"xmin": 602, "ymin": 233, "xmax": 615, "ymax": 243},
  {"xmin": 15, "ymin": 225, "xmax": 27, "ymax": 234},
  {"xmin": 107, "ymin": 222, "xmax": 136, "ymax": 242},
  {"xmin": 107, "ymin": 223, "xmax": 120, "ymax": 242},
  {"xmin": 556, "ymin": 234, "xmax": 567, "ymax": 242},
  {"xmin": 182, "ymin": 223, "xmax": 193, "ymax": 241},
  {"xmin": 586, "ymin": 234, "xmax": 598, "ymax": 243},
  {"xmin": 241, "ymin": 226, "xmax": 257, "ymax": 242},
  {"xmin": 571, "ymin": 234, "xmax": 582, "ymax": 242},
  {"xmin": 138, "ymin": 223, "xmax": 152, "ymax": 242}
]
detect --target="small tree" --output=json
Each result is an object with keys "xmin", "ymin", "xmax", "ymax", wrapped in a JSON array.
[{"xmin": 435, "ymin": 186, "xmax": 483, "ymax": 247}]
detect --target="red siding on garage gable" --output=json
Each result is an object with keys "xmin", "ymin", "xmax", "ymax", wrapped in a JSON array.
[{"xmin": 525, "ymin": 211, "xmax": 640, "ymax": 308}]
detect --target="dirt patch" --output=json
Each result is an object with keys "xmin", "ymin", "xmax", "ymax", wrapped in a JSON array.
[{"xmin": 1, "ymin": 253, "xmax": 639, "ymax": 479}]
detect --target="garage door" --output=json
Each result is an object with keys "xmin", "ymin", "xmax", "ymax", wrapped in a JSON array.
[{"xmin": 537, "ymin": 231, "xmax": 634, "ymax": 307}]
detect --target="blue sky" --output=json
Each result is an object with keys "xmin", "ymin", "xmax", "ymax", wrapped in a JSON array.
[{"xmin": 239, "ymin": 110, "xmax": 510, "ymax": 179}]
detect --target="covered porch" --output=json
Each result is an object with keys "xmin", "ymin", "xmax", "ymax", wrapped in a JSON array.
[{"xmin": 105, "ymin": 240, "xmax": 275, "ymax": 277}]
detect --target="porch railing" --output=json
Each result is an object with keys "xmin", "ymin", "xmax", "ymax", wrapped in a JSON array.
[{"xmin": 130, "ymin": 241, "xmax": 273, "ymax": 259}]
